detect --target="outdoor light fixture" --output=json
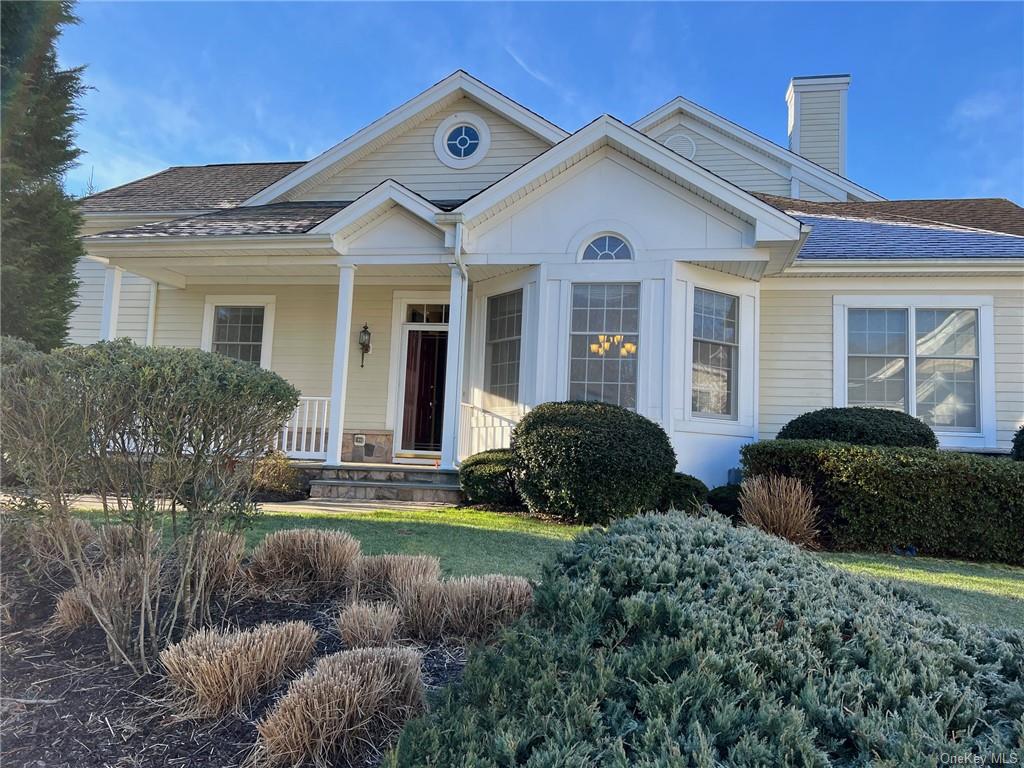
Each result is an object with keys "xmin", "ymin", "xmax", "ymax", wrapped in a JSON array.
[{"xmin": 358, "ymin": 323, "xmax": 372, "ymax": 367}]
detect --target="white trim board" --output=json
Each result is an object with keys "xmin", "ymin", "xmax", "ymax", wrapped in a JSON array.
[{"xmin": 200, "ymin": 294, "xmax": 277, "ymax": 369}]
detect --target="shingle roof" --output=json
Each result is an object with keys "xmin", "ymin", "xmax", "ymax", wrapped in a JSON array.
[
  {"xmin": 755, "ymin": 194, "xmax": 1024, "ymax": 237},
  {"xmin": 792, "ymin": 214, "xmax": 1024, "ymax": 260},
  {"xmin": 78, "ymin": 162, "xmax": 306, "ymax": 212},
  {"xmin": 87, "ymin": 202, "xmax": 350, "ymax": 238}
]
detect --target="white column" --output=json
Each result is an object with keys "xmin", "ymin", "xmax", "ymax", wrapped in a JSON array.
[
  {"xmin": 440, "ymin": 265, "xmax": 468, "ymax": 469},
  {"xmin": 99, "ymin": 266, "xmax": 123, "ymax": 341},
  {"xmin": 326, "ymin": 265, "xmax": 356, "ymax": 465}
]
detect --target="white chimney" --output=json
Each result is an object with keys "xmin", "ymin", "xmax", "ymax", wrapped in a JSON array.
[{"xmin": 786, "ymin": 74, "xmax": 851, "ymax": 175}]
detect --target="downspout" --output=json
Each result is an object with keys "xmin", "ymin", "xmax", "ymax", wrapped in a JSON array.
[{"xmin": 452, "ymin": 220, "xmax": 468, "ymax": 279}]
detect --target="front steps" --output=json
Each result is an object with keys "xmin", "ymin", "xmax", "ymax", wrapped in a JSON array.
[{"xmin": 306, "ymin": 464, "xmax": 462, "ymax": 504}]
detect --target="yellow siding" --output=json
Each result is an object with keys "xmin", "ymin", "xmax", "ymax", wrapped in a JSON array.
[
  {"xmin": 294, "ymin": 98, "xmax": 549, "ymax": 202},
  {"xmin": 151, "ymin": 283, "xmax": 421, "ymax": 432},
  {"xmin": 67, "ymin": 257, "xmax": 152, "ymax": 346},
  {"xmin": 759, "ymin": 281, "xmax": 1024, "ymax": 452},
  {"xmin": 796, "ymin": 90, "xmax": 841, "ymax": 174}
]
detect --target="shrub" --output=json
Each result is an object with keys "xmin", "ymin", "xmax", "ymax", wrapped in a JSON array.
[
  {"xmin": 247, "ymin": 529, "xmax": 361, "ymax": 599},
  {"xmin": 160, "ymin": 621, "xmax": 317, "ymax": 718},
  {"xmin": 249, "ymin": 451, "xmax": 306, "ymax": 501},
  {"xmin": 25, "ymin": 517, "xmax": 97, "ymax": 571},
  {"xmin": 443, "ymin": 574, "xmax": 533, "ymax": 641},
  {"xmin": 742, "ymin": 439, "xmax": 1024, "ymax": 564},
  {"xmin": 458, "ymin": 449, "xmax": 520, "ymax": 508},
  {"xmin": 352, "ymin": 554, "xmax": 441, "ymax": 603},
  {"xmin": 254, "ymin": 646, "xmax": 424, "ymax": 767},
  {"xmin": 1012, "ymin": 424, "xmax": 1024, "ymax": 461},
  {"xmin": 511, "ymin": 401, "xmax": 676, "ymax": 523},
  {"xmin": 48, "ymin": 585, "xmax": 93, "ymax": 633},
  {"xmin": 393, "ymin": 579, "xmax": 447, "ymax": 644},
  {"xmin": 739, "ymin": 474, "xmax": 819, "ymax": 548},
  {"xmin": 707, "ymin": 483, "xmax": 742, "ymax": 521},
  {"xmin": 658, "ymin": 472, "xmax": 708, "ymax": 512},
  {"xmin": 777, "ymin": 406, "xmax": 938, "ymax": 448},
  {"xmin": 394, "ymin": 514, "xmax": 1024, "ymax": 765},
  {"xmin": 337, "ymin": 602, "xmax": 399, "ymax": 648}
]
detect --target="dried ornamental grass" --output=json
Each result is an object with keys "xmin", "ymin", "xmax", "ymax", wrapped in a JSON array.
[
  {"xmin": 337, "ymin": 602, "xmax": 399, "ymax": 648},
  {"xmin": 49, "ymin": 585, "xmax": 93, "ymax": 633},
  {"xmin": 351, "ymin": 554, "xmax": 441, "ymax": 602},
  {"xmin": 160, "ymin": 621, "xmax": 317, "ymax": 718},
  {"xmin": 26, "ymin": 517, "xmax": 97, "ymax": 568},
  {"xmin": 96, "ymin": 523, "xmax": 162, "ymax": 563},
  {"xmin": 739, "ymin": 474, "xmax": 820, "ymax": 549},
  {"xmin": 253, "ymin": 646, "xmax": 424, "ymax": 768},
  {"xmin": 443, "ymin": 574, "xmax": 533, "ymax": 640},
  {"xmin": 393, "ymin": 578, "xmax": 448, "ymax": 643},
  {"xmin": 247, "ymin": 529, "xmax": 361, "ymax": 599},
  {"xmin": 194, "ymin": 530, "xmax": 245, "ymax": 594}
]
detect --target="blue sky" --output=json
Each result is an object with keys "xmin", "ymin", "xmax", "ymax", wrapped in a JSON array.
[{"xmin": 59, "ymin": 2, "xmax": 1023, "ymax": 202}]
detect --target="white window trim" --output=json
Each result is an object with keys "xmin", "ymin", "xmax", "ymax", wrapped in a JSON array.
[
  {"xmin": 433, "ymin": 112, "xmax": 491, "ymax": 170},
  {"xmin": 482, "ymin": 288, "xmax": 525, "ymax": 409},
  {"xmin": 832, "ymin": 294, "xmax": 996, "ymax": 450},
  {"xmin": 201, "ymin": 295, "xmax": 276, "ymax": 369}
]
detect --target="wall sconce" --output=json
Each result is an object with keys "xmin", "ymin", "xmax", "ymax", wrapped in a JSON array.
[{"xmin": 358, "ymin": 323, "xmax": 372, "ymax": 367}]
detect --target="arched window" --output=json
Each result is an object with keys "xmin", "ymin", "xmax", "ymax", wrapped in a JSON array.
[{"xmin": 582, "ymin": 234, "xmax": 632, "ymax": 261}]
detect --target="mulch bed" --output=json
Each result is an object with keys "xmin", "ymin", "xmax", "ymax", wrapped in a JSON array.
[{"xmin": 1, "ymin": 568, "xmax": 466, "ymax": 768}]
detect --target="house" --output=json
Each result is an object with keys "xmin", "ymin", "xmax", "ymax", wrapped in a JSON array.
[{"xmin": 70, "ymin": 71, "xmax": 1024, "ymax": 499}]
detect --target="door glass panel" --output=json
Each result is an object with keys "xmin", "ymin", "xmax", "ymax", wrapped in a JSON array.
[{"xmin": 401, "ymin": 330, "xmax": 447, "ymax": 451}]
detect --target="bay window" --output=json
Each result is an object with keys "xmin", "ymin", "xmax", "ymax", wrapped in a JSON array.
[
  {"xmin": 568, "ymin": 283, "xmax": 640, "ymax": 409},
  {"xmin": 691, "ymin": 287, "xmax": 738, "ymax": 419},
  {"xmin": 484, "ymin": 289, "xmax": 523, "ymax": 407}
]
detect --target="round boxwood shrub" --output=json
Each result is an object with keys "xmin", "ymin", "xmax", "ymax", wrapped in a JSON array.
[
  {"xmin": 777, "ymin": 406, "xmax": 938, "ymax": 448},
  {"xmin": 511, "ymin": 402, "xmax": 676, "ymax": 523},
  {"xmin": 459, "ymin": 449, "xmax": 521, "ymax": 508},
  {"xmin": 658, "ymin": 472, "xmax": 708, "ymax": 512},
  {"xmin": 1012, "ymin": 424, "xmax": 1024, "ymax": 461},
  {"xmin": 707, "ymin": 483, "xmax": 742, "ymax": 521},
  {"xmin": 394, "ymin": 514, "xmax": 1024, "ymax": 765}
]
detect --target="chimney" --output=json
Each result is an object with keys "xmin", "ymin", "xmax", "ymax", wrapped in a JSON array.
[{"xmin": 786, "ymin": 74, "xmax": 851, "ymax": 175}]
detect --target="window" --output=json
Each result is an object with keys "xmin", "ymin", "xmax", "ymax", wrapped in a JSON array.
[
  {"xmin": 582, "ymin": 234, "xmax": 632, "ymax": 261},
  {"xmin": 842, "ymin": 304, "xmax": 984, "ymax": 433},
  {"xmin": 484, "ymin": 290, "xmax": 522, "ymax": 407},
  {"xmin": 569, "ymin": 283, "xmax": 640, "ymax": 409},
  {"xmin": 406, "ymin": 303, "xmax": 449, "ymax": 324},
  {"xmin": 212, "ymin": 306, "xmax": 265, "ymax": 365},
  {"xmin": 691, "ymin": 288, "xmax": 738, "ymax": 418},
  {"xmin": 445, "ymin": 125, "xmax": 480, "ymax": 159}
]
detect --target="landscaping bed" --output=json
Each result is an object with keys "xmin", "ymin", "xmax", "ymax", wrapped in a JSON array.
[{"xmin": 0, "ymin": 565, "xmax": 466, "ymax": 768}]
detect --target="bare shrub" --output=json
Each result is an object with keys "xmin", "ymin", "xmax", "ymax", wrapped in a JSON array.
[
  {"xmin": 95, "ymin": 523, "xmax": 162, "ymax": 563},
  {"xmin": 78, "ymin": 554, "xmax": 162, "ymax": 662},
  {"xmin": 160, "ymin": 621, "xmax": 317, "ymax": 718},
  {"xmin": 253, "ymin": 646, "xmax": 424, "ymax": 767},
  {"xmin": 25, "ymin": 517, "xmax": 96, "ymax": 570},
  {"xmin": 351, "ymin": 554, "xmax": 440, "ymax": 603},
  {"xmin": 739, "ymin": 474, "xmax": 820, "ymax": 549},
  {"xmin": 443, "ymin": 575, "xmax": 533, "ymax": 640},
  {"xmin": 393, "ymin": 578, "xmax": 448, "ymax": 643},
  {"xmin": 247, "ymin": 529, "xmax": 361, "ymax": 599},
  {"xmin": 337, "ymin": 602, "xmax": 399, "ymax": 648}
]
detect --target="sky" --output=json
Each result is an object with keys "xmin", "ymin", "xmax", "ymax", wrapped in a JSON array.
[{"xmin": 58, "ymin": 2, "xmax": 1024, "ymax": 203}]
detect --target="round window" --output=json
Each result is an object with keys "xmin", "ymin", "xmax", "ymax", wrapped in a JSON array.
[
  {"xmin": 582, "ymin": 234, "xmax": 633, "ymax": 261},
  {"xmin": 445, "ymin": 124, "xmax": 480, "ymax": 159}
]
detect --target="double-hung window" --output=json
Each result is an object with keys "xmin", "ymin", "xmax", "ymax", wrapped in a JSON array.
[
  {"xmin": 202, "ymin": 295, "xmax": 275, "ymax": 368},
  {"xmin": 691, "ymin": 287, "xmax": 739, "ymax": 419},
  {"xmin": 484, "ymin": 290, "xmax": 523, "ymax": 408},
  {"xmin": 837, "ymin": 298, "xmax": 991, "ymax": 441},
  {"xmin": 568, "ymin": 283, "xmax": 640, "ymax": 409}
]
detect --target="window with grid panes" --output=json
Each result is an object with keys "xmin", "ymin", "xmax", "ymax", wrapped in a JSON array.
[
  {"xmin": 691, "ymin": 288, "xmax": 739, "ymax": 418},
  {"xmin": 568, "ymin": 283, "xmax": 640, "ymax": 409},
  {"xmin": 211, "ymin": 306, "xmax": 265, "ymax": 365},
  {"xmin": 484, "ymin": 290, "xmax": 522, "ymax": 407}
]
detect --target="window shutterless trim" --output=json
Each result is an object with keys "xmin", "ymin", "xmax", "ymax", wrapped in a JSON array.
[{"xmin": 201, "ymin": 294, "xmax": 276, "ymax": 369}]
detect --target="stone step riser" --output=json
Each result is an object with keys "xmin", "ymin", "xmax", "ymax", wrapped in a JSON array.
[
  {"xmin": 309, "ymin": 482, "xmax": 461, "ymax": 504},
  {"xmin": 305, "ymin": 468, "xmax": 459, "ymax": 486}
]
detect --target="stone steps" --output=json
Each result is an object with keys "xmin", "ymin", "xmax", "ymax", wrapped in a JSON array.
[{"xmin": 306, "ymin": 465, "xmax": 462, "ymax": 504}]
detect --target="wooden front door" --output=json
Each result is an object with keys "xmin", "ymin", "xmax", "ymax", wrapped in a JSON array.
[{"xmin": 400, "ymin": 329, "xmax": 447, "ymax": 452}]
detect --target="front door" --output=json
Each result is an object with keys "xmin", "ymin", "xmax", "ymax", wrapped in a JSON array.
[{"xmin": 400, "ymin": 329, "xmax": 447, "ymax": 452}]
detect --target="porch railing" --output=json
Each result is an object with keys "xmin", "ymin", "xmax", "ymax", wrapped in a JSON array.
[
  {"xmin": 459, "ymin": 403, "xmax": 523, "ymax": 460},
  {"xmin": 273, "ymin": 396, "xmax": 331, "ymax": 460}
]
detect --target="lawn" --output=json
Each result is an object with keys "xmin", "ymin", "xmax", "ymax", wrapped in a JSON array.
[{"xmin": 823, "ymin": 552, "xmax": 1024, "ymax": 630}]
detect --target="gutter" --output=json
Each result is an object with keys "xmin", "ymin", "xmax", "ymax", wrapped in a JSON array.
[{"xmin": 435, "ymin": 212, "xmax": 468, "ymax": 278}]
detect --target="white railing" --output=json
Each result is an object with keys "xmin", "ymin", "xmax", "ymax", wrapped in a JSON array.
[
  {"xmin": 274, "ymin": 396, "xmax": 331, "ymax": 460},
  {"xmin": 459, "ymin": 402, "xmax": 523, "ymax": 460}
]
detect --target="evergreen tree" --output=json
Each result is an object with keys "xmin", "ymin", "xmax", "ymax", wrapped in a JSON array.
[{"xmin": 1, "ymin": 1, "xmax": 87, "ymax": 350}]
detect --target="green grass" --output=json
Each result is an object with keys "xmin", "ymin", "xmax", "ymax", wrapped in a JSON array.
[
  {"xmin": 77, "ymin": 505, "xmax": 584, "ymax": 580},
  {"xmin": 823, "ymin": 552, "xmax": 1024, "ymax": 630}
]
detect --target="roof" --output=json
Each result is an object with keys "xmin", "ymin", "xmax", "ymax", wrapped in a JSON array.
[
  {"xmin": 791, "ymin": 214, "xmax": 1024, "ymax": 260},
  {"xmin": 78, "ymin": 162, "xmax": 305, "ymax": 212},
  {"xmin": 86, "ymin": 197, "xmax": 465, "ymax": 239},
  {"xmin": 756, "ymin": 194, "xmax": 1024, "ymax": 237}
]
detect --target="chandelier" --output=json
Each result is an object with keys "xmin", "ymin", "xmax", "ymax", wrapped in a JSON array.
[{"xmin": 589, "ymin": 334, "xmax": 638, "ymax": 357}]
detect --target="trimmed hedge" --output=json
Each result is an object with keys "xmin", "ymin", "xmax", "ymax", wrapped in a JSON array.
[
  {"xmin": 658, "ymin": 472, "xmax": 708, "ymax": 512},
  {"xmin": 707, "ymin": 483, "xmax": 741, "ymax": 521},
  {"xmin": 511, "ymin": 402, "xmax": 676, "ymax": 523},
  {"xmin": 1012, "ymin": 424, "xmax": 1024, "ymax": 461},
  {"xmin": 459, "ymin": 449, "xmax": 521, "ymax": 508},
  {"xmin": 778, "ymin": 406, "xmax": 938, "ymax": 449},
  {"xmin": 394, "ymin": 514, "xmax": 1024, "ymax": 764},
  {"xmin": 742, "ymin": 439, "xmax": 1024, "ymax": 564}
]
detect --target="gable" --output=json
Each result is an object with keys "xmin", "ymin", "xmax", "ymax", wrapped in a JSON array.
[
  {"xmin": 471, "ymin": 150, "xmax": 752, "ymax": 257},
  {"xmin": 292, "ymin": 98, "xmax": 550, "ymax": 203},
  {"xmin": 344, "ymin": 206, "xmax": 446, "ymax": 255}
]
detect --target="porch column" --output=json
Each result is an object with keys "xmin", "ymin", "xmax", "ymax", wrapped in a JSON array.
[
  {"xmin": 99, "ymin": 266, "xmax": 123, "ymax": 341},
  {"xmin": 440, "ymin": 264, "xmax": 468, "ymax": 469},
  {"xmin": 326, "ymin": 265, "xmax": 357, "ymax": 465}
]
